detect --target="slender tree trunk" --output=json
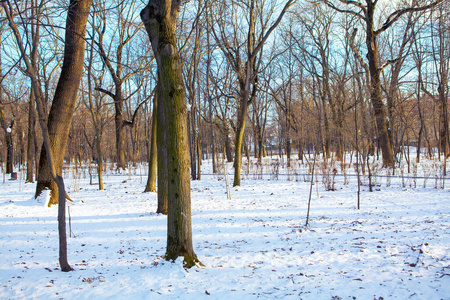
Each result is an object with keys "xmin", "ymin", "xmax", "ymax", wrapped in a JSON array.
[
  {"xmin": 141, "ymin": 1, "xmax": 199, "ymax": 267},
  {"xmin": 0, "ymin": 34, "xmax": 14, "ymax": 175},
  {"xmin": 27, "ymin": 3, "xmax": 39, "ymax": 183},
  {"xmin": 87, "ymin": 19, "xmax": 103, "ymax": 191},
  {"xmin": 114, "ymin": 88, "xmax": 127, "ymax": 170},
  {"xmin": 145, "ymin": 94, "xmax": 157, "ymax": 193},
  {"xmin": 27, "ymin": 91, "xmax": 35, "ymax": 182},
  {"xmin": 225, "ymin": 126, "xmax": 233, "ymax": 163},
  {"xmin": 206, "ymin": 24, "xmax": 216, "ymax": 173},
  {"xmin": 6, "ymin": 127, "xmax": 13, "ymax": 174}
]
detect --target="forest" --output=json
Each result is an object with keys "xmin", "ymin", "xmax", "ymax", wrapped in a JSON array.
[{"xmin": 0, "ymin": 0, "xmax": 449, "ymax": 290}]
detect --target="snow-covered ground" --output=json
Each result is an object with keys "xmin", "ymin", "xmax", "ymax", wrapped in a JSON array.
[{"xmin": 1, "ymin": 159, "xmax": 449, "ymax": 299}]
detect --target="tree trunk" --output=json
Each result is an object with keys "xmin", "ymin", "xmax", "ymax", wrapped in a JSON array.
[
  {"xmin": 0, "ymin": 36, "xmax": 14, "ymax": 175},
  {"xmin": 141, "ymin": 1, "xmax": 199, "ymax": 267},
  {"xmin": 145, "ymin": 94, "xmax": 157, "ymax": 193},
  {"xmin": 87, "ymin": 20, "xmax": 103, "ymax": 191},
  {"xmin": 365, "ymin": 5, "xmax": 395, "ymax": 167},
  {"xmin": 26, "ymin": 91, "xmax": 35, "ymax": 182},
  {"xmin": 27, "ymin": 4, "xmax": 39, "ymax": 183},
  {"xmin": 156, "ymin": 81, "xmax": 168, "ymax": 214},
  {"xmin": 225, "ymin": 127, "xmax": 233, "ymax": 163},
  {"xmin": 114, "ymin": 88, "xmax": 127, "ymax": 170},
  {"xmin": 233, "ymin": 92, "xmax": 249, "ymax": 186},
  {"xmin": 35, "ymin": 0, "xmax": 92, "ymax": 204}
]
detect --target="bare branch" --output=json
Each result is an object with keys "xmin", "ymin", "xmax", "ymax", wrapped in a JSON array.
[
  {"xmin": 251, "ymin": 0, "xmax": 297, "ymax": 60},
  {"xmin": 349, "ymin": 28, "xmax": 369, "ymax": 74},
  {"xmin": 321, "ymin": 0, "xmax": 365, "ymax": 21},
  {"xmin": 376, "ymin": 0, "xmax": 445, "ymax": 35},
  {"xmin": 124, "ymin": 87, "xmax": 156, "ymax": 127},
  {"xmin": 95, "ymin": 86, "xmax": 115, "ymax": 99}
]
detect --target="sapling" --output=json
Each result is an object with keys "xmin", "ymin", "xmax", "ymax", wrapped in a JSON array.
[
  {"xmin": 224, "ymin": 161, "xmax": 231, "ymax": 200},
  {"xmin": 412, "ymin": 162, "xmax": 418, "ymax": 188},
  {"xmin": 367, "ymin": 155, "xmax": 373, "ymax": 192},
  {"xmin": 386, "ymin": 168, "xmax": 392, "ymax": 187}
]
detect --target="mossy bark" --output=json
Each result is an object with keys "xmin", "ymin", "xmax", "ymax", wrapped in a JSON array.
[
  {"xmin": 155, "ymin": 80, "xmax": 168, "ymax": 214},
  {"xmin": 233, "ymin": 94, "xmax": 249, "ymax": 187},
  {"xmin": 141, "ymin": 0, "xmax": 199, "ymax": 267}
]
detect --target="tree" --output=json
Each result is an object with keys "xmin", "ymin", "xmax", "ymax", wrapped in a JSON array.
[
  {"xmin": 428, "ymin": 3, "xmax": 449, "ymax": 158},
  {"xmin": 33, "ymin": 0, "xmax": 93, "ymax": 205},
  {"xmin": 0, "ymin": 17, "xmax": 14, "ymax": 176},
  {"xmin": 322, "ymin": 0, "xmax": 444, "ymax": 167},
  {"xmin": 94, "ymin": 0, "xmax": 152, "ymax": 170},
  {"xmin": 141, "ymin": 0, "xmax": 199, "ymax": 267},
  {"xmin": 85, "ymin": 11, "xmax": 104, "ymax": 191},
  {"xmin": 211, "ymin": 0, "xmax": 296, "ymax": 186},
  {"xmin": 3, "ymin": 0, "xmax": 93, "ymax": 272}
]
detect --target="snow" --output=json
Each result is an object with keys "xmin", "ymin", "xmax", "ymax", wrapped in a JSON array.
[{"xmin": 1, "ymin": 159, "xmax": 449, "ymax": 299}]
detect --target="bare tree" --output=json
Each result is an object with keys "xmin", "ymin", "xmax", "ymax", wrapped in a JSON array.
[
  {"xmin": 322, "ymin": 0, "xmax": 445, "ymax": 166},
  {"xmin": 94, "ymin": 0, "xmax": 152, "ymax": 170},
  {"xmin": 211, "ymin": 0, "xmax": 296, "ymax": 186},
  {"xmin": 2, "ymin": 0, "xmax": 93, "ymax": 272},
  {"xmin": 141, "ymin": 0, "xmax": 199, "ymax": 267}
]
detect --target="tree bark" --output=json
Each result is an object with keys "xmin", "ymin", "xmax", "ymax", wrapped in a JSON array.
[
  {"xmin": 141, "ymin": 0, "xmax": 199, "ymax": 267},
  {"xmin": 233, "ymin": 87, "xmax": 249, "ymax": 186},
  {"xmin": 156, "ymin": 80, "xmax": 168, "ymax": 214}
]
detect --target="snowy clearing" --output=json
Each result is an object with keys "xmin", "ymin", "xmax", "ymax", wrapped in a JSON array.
[{"xmin": 1, "ymin": 160, "xmax": 450, "ymax": 299}]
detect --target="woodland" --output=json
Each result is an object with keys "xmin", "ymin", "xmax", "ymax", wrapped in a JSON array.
[{"xmin": 0, "ymin": 0, "xmax": 449, "ymax": 272}]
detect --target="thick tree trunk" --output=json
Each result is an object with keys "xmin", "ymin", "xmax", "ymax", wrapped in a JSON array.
[
  {"xmin": 233, "ymin": 93, "xmax": 248, "ymax": 186},
  {"xmin": 363, "ymin": 4, "xmax": 395, "ymax": 167},
  {"xmin": 156, "ymin": 81, "xmax": 168, "ymax": 214},
  {"xmin": 141, "ymin": 1, "xmax": 198, "ymax": 267},
  {"xmin": 35, "ymin": 0, "xmax": 92, "ymax": 204}
]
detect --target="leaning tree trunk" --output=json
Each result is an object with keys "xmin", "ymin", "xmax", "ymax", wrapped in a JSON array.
[
  {"xmin": 141, "ymin": 0, "xmax": 199, "ymax": 267},
  {"xmin": 35, "ymin": 0, "xmax": 92, "ymax": 205}
]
